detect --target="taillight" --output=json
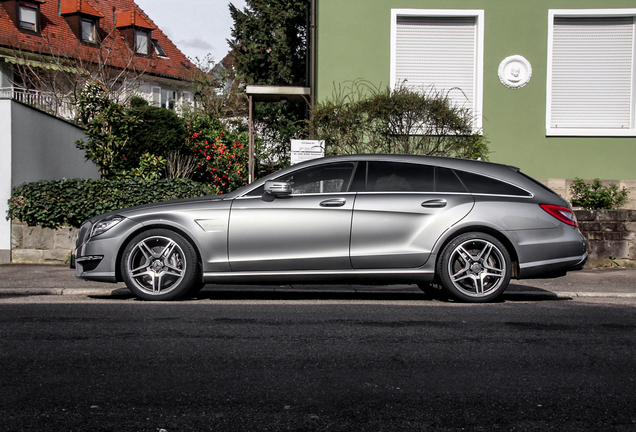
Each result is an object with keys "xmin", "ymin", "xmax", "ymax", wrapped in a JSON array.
[{"xmin": 540, "ymin": 204, "xmax": 578, "ymax": 227}]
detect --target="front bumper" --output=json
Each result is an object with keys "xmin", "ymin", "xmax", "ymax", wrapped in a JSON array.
[{"xmin": 74, "ymin": 217, "xmax": 143, "ymax": 283}]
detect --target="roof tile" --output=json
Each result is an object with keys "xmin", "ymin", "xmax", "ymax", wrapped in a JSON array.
[
  {"xmin": 0, "ymin": 0, "xmax": 192, "ymax": 80},
  {"xmin": 60, "ymin": 0, "xmax": 104, "ymax": 18},
  {"xmin": 115, "ymin": 7, "xmax": 155, "ymax": 30}
]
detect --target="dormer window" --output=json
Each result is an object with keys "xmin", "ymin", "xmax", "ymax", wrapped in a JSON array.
[
  {"xmin": 135, "ymin": 29, "xmax": 149, "ymax": 55},
  {"xmin": 152, "ymin": 39, "xmax": 167, "ymax": 57},
  {"xmin": 115, "ymin": 7, "xmax": 156, "ymax": 56},
  {"xmin": 81, "ymin": 18, "xmax": 96, "ymax": 42},
  {"xmin": 60, "ymin": 0, "xmax": 103, "ymax": 44},
  {"xmin": 19, "ymin": 4, "xmax": 37, "ymax": 31}
]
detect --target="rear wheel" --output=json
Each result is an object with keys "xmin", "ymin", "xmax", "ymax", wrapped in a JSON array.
[
  {"xmin": 437, "ymin": 232, "xmax": 511, "ymax": 303},
  {"xmin": 121, "ymin": 229, "xmax": 199, "ymax": 301}
]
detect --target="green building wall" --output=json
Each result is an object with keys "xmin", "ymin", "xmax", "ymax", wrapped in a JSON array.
[{"xmin": 316, "ymin": 0, "xmax": 636, "ymax": 181}]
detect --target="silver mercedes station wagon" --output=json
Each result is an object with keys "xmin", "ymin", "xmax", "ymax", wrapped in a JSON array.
[{"xmin": 75, "ymin": 154, "xmax": 587, "ymax": 302}]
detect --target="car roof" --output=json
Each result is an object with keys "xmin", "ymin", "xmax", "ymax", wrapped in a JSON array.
[{"xmin": 225, "ymin": 154, "xmax": 531, "ymax": 199}]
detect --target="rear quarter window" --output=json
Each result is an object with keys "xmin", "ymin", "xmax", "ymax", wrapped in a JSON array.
[{"xmin": 454, "ymin": 170, "xmax": 532, "ymax": 197}]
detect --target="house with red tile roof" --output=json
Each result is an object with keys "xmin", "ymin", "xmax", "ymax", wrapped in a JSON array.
[{"xmin": 0, "ymin": 0, "xmax": 196, "ymax": 116}]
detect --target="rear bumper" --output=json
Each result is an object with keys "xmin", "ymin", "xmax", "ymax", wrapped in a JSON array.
[{"xmin": 518, "ymin": 252, "xmax": 588, "ymax": 279}]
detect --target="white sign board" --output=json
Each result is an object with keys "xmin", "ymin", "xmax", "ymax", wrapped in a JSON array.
[{"xmin": 291, "ymin": 140, "xmax": 325, "ymax": 165}]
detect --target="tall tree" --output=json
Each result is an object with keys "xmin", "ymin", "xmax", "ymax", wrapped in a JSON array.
[
  {"xmin": 229, "ymin": 0, "xmax": 308, "ymax": 86},
  {"xmin": 229, "ymin": 0, "xmax": 309, "ymax": 170}
]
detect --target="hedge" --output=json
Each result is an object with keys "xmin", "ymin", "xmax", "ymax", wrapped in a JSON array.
[{"xmin": 7, "ymin": 178, "xmax": 217, "ymax": 229}]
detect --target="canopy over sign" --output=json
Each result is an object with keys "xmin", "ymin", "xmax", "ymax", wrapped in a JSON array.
[{"xmin": 245, "ymin": 85, "xmax": 312, "ymax": 182}]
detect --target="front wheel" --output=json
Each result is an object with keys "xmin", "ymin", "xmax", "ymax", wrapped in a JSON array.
[
  {"xmin": 121, "ymin": 229, "xmax": 199, "ymax": 301},
  {"xmin": 437, "ymin": 232, "xmax": 511, "ymax": 303}
]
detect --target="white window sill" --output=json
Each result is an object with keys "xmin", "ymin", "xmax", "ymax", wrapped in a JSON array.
[{"xmin": 546, "ymin": 128, "xmax": 636, "ymax": 137}]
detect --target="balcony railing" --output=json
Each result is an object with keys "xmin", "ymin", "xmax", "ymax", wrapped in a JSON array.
[{"xmin": 0, "ymin": 87, "xmax": 75, "ymax": 120}]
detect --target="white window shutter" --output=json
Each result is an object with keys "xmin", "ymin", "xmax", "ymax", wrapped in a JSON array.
[
  {"xmin": 395, "ymin": 16, "xmax": 477, "ymax": 110},
  {"xmin": 550, "ymin": 16, "xmax": 635, "ymax": 129}
]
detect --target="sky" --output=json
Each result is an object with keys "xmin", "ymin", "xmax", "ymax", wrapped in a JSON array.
[{"xmin": 134, "ymin": 0, "xmax": 247, "ymax": 64}]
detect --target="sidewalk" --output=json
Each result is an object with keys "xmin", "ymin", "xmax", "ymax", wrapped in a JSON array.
[{"xmin": 0, "ymin": 264, "xmax": 635, "ymax": 299}]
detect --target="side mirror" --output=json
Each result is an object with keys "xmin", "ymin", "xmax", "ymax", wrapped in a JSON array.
[{"xmin": 262, "ymin": 181, "xmax": 292, "ymax": 201}]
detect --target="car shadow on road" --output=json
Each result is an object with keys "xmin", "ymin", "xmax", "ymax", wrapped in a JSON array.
[{"xmin": 101, "ymin": 284, "xmax": 569, "ymax": 302}]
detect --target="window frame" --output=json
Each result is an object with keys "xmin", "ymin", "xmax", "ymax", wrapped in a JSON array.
[
  {"xmin": 18, "ymin": 3, "xmax": 38, "ymax": 32},
  {"xmin": 546, "ymin": 9, "xmax": 636, "ymax": 137},
  {"xmin": 81, "ymin": 17, "xmax": 96, "ymax": 43},
  {"xmin": 152, "ymin": 39, "xmax": 167, "ymax": 57},
  {"xmin": 135, "ymin": 29, "xmax": 150, "ymax": 55},
  {"xmin": 389, "ymin": 9, "xmax": 485, "ymax": 131}
]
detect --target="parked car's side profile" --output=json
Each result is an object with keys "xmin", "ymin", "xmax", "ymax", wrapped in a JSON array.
[{"xmin": 75, "ymin": 155, "xmax": 587, "ymax": 302}]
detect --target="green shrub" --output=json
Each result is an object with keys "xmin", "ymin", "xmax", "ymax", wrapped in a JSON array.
[
  {"xmin": 127, "ymin": 104, "xmax": 188, "ymax": 169},
  {"xmin": 115, "ymin": 153, "xmax": 167, "ymax": 181},
  {"xmin": 75, "ymin": 84, "xmax": 188, "ymax": 179},
  {"xmin": 569, "ymin": 178, "xmax": 630, "ymax": 210},
  {"xmin": 75, "ymin": 83, "xmax": 142, "ymax": 178},
  {"xmin": 7, "ymin": 178, "xmax": 216, "ymax": 229}
]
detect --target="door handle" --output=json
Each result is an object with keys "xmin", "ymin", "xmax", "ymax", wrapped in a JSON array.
[
  {"xmin": 421, "ymin": 199, "xmax": 447, "ymax": 208},
  {"xmin": 320, "ymin": 198, "xmax": 346, "ymax": 207}
]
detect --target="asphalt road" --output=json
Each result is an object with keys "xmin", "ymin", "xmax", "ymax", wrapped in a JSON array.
[{"xmin": 1, "ymin": 298, "xmax": 635, "ymax": 431}]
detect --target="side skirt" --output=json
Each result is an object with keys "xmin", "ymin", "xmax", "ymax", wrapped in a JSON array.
[{"xmin": 202, "ymin": 269, "xmax": 435, "ymax": 285}]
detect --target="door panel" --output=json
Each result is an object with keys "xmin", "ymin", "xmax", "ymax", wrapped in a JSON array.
[
  {"xmin": 228, "ymin": 194, "xmax": 355, "ymax": 271},
  {"xmin": 350, "ymin": 193, "xmax": 474, "ymax": 269}
]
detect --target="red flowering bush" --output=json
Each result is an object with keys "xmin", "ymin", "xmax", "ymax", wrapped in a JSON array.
[{"xmin": 187, "ymin": 117, "xmax": 249, "ymax": 194}]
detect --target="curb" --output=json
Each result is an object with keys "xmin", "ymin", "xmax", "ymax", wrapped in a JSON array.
[
  {"xmin": 0, "ymin": 288, "xmax": 117, "ymax": 296},
  {"xmin": 504, "ymin": 291, "xmax": 636, "ymax": 299}
]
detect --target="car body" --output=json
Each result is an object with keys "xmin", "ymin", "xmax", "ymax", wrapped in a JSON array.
[{"xmin": 75, "ymin": 154, "xmax": 587, "ymax": 302}]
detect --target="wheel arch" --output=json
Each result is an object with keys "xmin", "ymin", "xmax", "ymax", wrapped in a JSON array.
[
  {"xmin": 433, "ymin": 225, "xmax": 520, "ymax": 279},
  {"xmin": 115, "ymin": 224, "xmax": 204, "ymax": 283}
]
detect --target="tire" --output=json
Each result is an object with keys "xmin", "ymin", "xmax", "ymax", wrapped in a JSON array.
[
  {"xmin": 120, "ymin": 229, "xmax": 200, "ymax": 301},
  {"xmin": 437, "ymin": 232, "xmax": 511, "ymax": 303}
]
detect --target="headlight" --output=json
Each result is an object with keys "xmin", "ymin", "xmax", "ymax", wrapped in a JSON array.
[{"xmin": 90, "ymin": 216, "xmax": 125, "ymax": 238}]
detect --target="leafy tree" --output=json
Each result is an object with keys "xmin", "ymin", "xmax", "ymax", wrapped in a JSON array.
[
  {"xmin": 307, "ymin": 81, "xmax": 489, "ymax": 160},
  {"xmin": 183, "ymin": 54, "xmax": 247, "ymax": 120},
  {"xmin": 229, "ymin": 0, "xmax": 310, "ymax": 168}
]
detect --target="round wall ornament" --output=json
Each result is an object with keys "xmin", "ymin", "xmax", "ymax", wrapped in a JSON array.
[{"xmin": 498, "ymin": 55, "xmax": 532, "ymax": 89}]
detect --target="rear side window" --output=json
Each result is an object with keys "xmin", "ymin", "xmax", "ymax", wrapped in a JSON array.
[
  {"xmin": 351, "ymin": 162, "xmax": 470, "ymax": 193},
  {"xmin": 454, "ymin": 170, "xmax": 532, "ymax": 197},
  {"xmin": 360, "ymin": 161, "xmax": 435, "ymax": 192}
]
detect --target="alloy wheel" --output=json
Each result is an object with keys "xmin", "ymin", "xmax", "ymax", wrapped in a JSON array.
[
  {"xmin": 126, "ymin": 235, "xmax": 187, "ymax": 296},
  {"xmin": 447, "ymin": 238, "xmax": 507, "ymax": 298}
]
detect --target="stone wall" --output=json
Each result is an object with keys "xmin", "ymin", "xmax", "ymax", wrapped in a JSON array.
[
  {"xmin": 575, "ymin": 210, "xmax": 636, "ymax": 268},
  {"xmin": 11, "ymin": 220, "xmax": 78, "ymax": 264}
]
